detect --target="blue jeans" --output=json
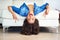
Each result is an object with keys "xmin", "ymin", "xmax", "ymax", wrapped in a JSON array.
[{"xmin": 11, "ymin": 3, "xmax": 48, "ymax": 17}]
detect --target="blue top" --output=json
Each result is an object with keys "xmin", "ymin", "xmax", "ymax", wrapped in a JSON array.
[{"xmin": 11, "ymin": 3, "xmax": 48, "ymax": 17}]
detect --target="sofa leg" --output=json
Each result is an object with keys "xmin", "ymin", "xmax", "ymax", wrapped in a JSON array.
[
  {"xmin": 3, "ymin": 27, "xmax": 6, "ymax": 33},
  {"xmin": 56, "ymin": 27, "xmax": 58, "ymax": 34}
]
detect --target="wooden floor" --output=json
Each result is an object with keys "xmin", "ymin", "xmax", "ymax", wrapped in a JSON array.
[
  {"xmin": 0, "ymin": 28, "xmax": 60, "ymax": 40},
  {"xmin": 0, "ymin": 23, "xmax": 60, "ymax": 40}
]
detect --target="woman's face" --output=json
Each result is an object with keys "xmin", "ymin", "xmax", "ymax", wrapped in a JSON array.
[
  {"xmin": 27, "ymin": 12, "xmax": 35, "ymax": 24},
  {"xmin": 27, "ymin": 4, "xmax": 35, "ymax": 24}
]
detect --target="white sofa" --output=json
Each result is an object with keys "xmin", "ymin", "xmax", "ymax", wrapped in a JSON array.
[
  {"xmin": 2, "ymin": 9, "xmax": 59, "ymax": 33},
  {"xmin": 1, "ymin": 0, "xmax": 59, "ymax": 33}
]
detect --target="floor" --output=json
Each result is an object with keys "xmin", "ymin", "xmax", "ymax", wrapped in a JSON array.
[
  {"xmin": 0, "ymin": 28, "xmax": 60, "ymax": 40},
  {"xmin": 0, "ymin": 23, "xmax": 60, "ymax": 40}
]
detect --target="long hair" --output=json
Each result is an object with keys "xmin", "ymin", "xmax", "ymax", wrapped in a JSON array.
[{"xmin": 21, "ymin": 18, "xmax": 39, "ymax": 35}]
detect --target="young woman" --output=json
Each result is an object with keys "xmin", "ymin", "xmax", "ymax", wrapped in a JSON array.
[{"xmin": 8, "ymin": 3, "xmax": 49, "ymax": 35}]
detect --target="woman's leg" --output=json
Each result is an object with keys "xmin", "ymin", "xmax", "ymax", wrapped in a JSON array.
[
  {"xmin": 11, "ymin": 6, "xmax": 20, "ymax": 14},
  {"xmin": 34, "ymin": 3, "xmax": 49, "ymax": 15},
  {"xmin": 8, "ymin": 6, "xmax": 19, "ymax": 21}
]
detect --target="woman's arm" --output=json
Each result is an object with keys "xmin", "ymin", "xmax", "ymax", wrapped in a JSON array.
[
  {"xmin": 8, "ymin": 6, "xmax": 18, "ymax": 21},
  {"xmin": 43, "ymin": 5, "xmax": 49, "ymax": 17}
]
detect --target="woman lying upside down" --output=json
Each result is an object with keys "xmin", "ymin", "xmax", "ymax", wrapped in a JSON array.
[{"xmin": 8, "ymin": 3, "xmax": 49, "ymax": 35}]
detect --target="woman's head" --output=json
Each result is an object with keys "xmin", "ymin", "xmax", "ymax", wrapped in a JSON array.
[{"xmin": 27, "ymin": 4, "xmax": 35, "ymax": 24}]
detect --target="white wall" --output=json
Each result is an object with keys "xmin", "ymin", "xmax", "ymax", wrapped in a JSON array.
[
  {"xmin": 45, "ymin": 0, "xmax": 60, "ymax": 10},
  {"xmin": 0, "ymin": 0, "xmax": 60, "ymax": 10},
  {"xmin": 35, "ymin": 0, "xmax": 60, "ymax": 10},
  {"xmin": 52, "ymin": 0, "xmax": 60, "ymax": 10}
]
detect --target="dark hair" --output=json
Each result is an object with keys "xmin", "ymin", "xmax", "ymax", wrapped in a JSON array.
[{"xmin": 21, "ymin": 18, "xmax": 39, "ymax": 35}]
